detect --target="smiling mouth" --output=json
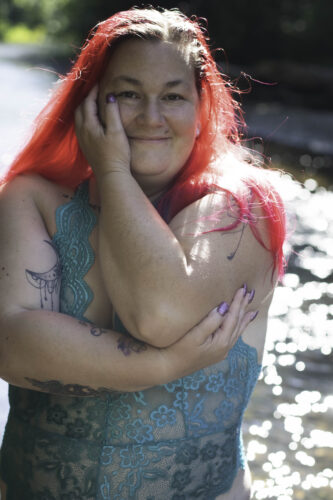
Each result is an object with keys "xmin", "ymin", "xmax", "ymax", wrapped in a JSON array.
[{"xmin": 129, "ymin": 137, "xmax": 170, "ymax": 141}]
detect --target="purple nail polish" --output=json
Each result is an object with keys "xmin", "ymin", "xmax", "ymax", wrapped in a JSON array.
[
  {"xmin": 243, "ymin": 283, "xmax": 247, "ymax": 297},
  {"xmin": 248, "ymin": 289, "xmax": 255, "ymax": 303},
  {"xmin": 250, "ymin": 310, "xmax": 259, "ymax": 322},
  {"xmin": 106, "ymin": 93, "xmax": 116, "ymax": 103},
  {"xmin": 217, "ymin": 302, "xmax": 229, "ymax": 316}
]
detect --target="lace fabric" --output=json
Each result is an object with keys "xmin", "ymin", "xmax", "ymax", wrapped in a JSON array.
[
  {"xmin": 0, "ymin": 182, "xmax": 262, "ymax": 499},
  {"xmin": 53, "ymin": 182, "xmax": 97, "ymax": 321}
]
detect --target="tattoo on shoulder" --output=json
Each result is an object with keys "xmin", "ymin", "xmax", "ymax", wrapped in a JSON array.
[
  {"xmin": 224, "ymin": 191, "xmax": 257, "ymax": 261},
  {"xmin": 227, "ymin": 223, "xmax": 246, "ymax": 261},
  {"xmin": 25, "ymin": 377, "xmax": 116, "ymax": 396},
  {"xmin": 117, "ymin": 336, "xmax": 148, "ymax": 356},
  {"xmin": 25, "ymin": 240, "xmax": 61, "ymax": 310}
]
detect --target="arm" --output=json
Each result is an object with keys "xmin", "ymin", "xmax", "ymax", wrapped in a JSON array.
[
  {"xmin": 0, "ymin": 175, "xmax": 255, "ymax": 395},
  {"xmin": 75, "ymin": 88, "xmax": 275, "ymax": 347}
]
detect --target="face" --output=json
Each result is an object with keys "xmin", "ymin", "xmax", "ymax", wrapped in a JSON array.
[{"xmin": 98, "ymin": 39, "xmax": 200, "ymax": 195}]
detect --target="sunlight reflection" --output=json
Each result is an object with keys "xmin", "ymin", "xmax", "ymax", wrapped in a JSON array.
[
  {"xmin": 247, "ymin": 440, "xmax": 267, "ymax": 461},
  {"xmin": 188, "ymin": 237, "xmax": 211, "ymax": 263},
  {"xmin": 296, "ymin": 451, "xmax": 315, "ymax": 466}
]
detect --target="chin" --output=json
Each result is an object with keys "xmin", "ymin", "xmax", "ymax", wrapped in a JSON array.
[
  {"xmin": 131, "ymin": 164, "xmax": 177, "ymax": 194},
  {"xmin": 131, "ymin": 155, "xmax": 178, "ymax": 178}
]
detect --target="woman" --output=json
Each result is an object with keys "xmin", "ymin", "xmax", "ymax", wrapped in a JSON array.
[{"xmin": 0, "ymin": 7, "xmax": 285, "ymax": 500}]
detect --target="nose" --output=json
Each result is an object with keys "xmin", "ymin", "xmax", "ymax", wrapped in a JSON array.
[{"xmin": 137, "ymin": 98, "xmax": 165, "ymax": 127}]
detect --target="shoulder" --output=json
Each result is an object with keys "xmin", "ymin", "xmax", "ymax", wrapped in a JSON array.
[
  {"xmin": 0, "ymin": 173, "xmax": 63, "ymax": 203},
  {"xmin": 0, "ymin": 174, "xmax": 73, "ymax": 223},
  {"xmin": 170, "ymin": 154, "xmax": 285, "ymax": 244},
  {"xmin": 168, "ymin": 160, "xmax": 279, "ymax": 299}
]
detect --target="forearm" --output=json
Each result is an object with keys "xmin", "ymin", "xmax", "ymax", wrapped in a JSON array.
[
  {"xmin": 98, "ymin": 171, "xmax": 191, "ymax": 342},
  {"xmin": 0, "ymin": 308, "xmax": 168, "ymax": 395}
]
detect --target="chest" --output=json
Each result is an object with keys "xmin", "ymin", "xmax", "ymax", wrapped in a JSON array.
[{"xmin": 41, "ymin": 183, "xmax": 113, "ymax": 328}]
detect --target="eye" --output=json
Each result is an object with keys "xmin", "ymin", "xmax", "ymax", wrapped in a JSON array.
[
  {"xmin": 163, "ymin": 93, "xmax": 184, "ymax": 102},
  {"xmin": 116, "ymin": 91, "xmax": 140, "ymax": 99}
]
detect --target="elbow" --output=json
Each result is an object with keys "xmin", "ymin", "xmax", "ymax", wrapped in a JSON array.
[{"xmin": 130, "ymin": 306, "xmax": 185, "ymax": 348}]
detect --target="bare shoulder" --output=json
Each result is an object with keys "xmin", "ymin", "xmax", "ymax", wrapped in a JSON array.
[
  {"xmin": 168, "ymin": 168, "xmax": 278, "ymax": 307},
  {"xmin": 0, "ymin": 173, "xmax": 68, "ymax": 208},
  {"xmin": 0, "ymin": 175, "xmax": 61, "ymax": 219}
]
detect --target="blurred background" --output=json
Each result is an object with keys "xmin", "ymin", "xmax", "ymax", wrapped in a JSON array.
[{"xmin": 0, "ymin": 1, "xmax": 332, "ymax": 499}]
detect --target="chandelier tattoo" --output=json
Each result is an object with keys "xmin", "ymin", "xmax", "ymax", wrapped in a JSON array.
[{"xmin": 25, "ymin": 240, "xmax": 61, "ymax": 310}]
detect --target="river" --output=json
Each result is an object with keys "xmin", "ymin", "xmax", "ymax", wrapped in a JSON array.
[{"xmin": 0, "ymin": 44, "xmax": 332, "ymax": 500}]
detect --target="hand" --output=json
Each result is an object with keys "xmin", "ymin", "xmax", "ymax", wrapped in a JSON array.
[
  {"xmin": 163, "ymin": 286, "xmax": 258, "ymax": 380},
  {"xmin": 74, "ymin": 85, "xmax": 131, "ymax": 180}
]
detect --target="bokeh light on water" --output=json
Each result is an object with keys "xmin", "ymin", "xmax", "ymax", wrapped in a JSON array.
[{"xmin": 245, "ymin": 175, "xmax": 333, "ymax": 499}]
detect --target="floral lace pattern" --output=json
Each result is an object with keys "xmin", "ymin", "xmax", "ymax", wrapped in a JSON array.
[
  {"xmin": 0, "ymin": 182, "xmax": 262, "ymax": 499},
  {"xmin": 53, "ymin": 182, "xmax": 97, "ymax": 321}
]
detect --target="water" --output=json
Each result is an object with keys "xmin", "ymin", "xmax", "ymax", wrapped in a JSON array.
[
  {"xmin": 244, "ymin": 178, "xmax": 333, "ymax": 500},
  {"xmin": 1, "ymin": 44, "xmax": 332, "ymax": 500}
]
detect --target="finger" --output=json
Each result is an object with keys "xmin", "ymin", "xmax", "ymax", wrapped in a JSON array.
[
  {"xmin": 104, "ymin": 94, "xmax": 126, "ymax": 135},
  {"xmin": 237, "ymin": 309, "xmax": 259, "ymax": 334},
  {"xmin": 227, "ymin": 284, "xmax": 254, "ymax": 339},
  {"xmin": 229, "ymin": 299, "xmax": 259, "ymax": 346},
  {"xmin": 219, "ymin": 286, "xmax": 245, "ymax": 338},
  {"xmin": 189, "ymin": 306, "xmax": 227, "ymax": 346}
]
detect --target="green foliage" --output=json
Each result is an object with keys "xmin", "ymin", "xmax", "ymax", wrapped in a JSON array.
[
  {"xmin": 2, "ymin": 23, "xmax": 46, "ymax": 44},
  {"xmin": 0, "ymin": 0, "xmax": 331, "ymax": 65}
]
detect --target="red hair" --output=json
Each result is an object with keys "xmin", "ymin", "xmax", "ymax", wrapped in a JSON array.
[{"xmin": 1, "ymin": 7, "xmax": 286, "ymax": 278}]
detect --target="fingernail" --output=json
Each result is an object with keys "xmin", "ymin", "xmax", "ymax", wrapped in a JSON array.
[
  {"xmin": 248, "ymin": 289, "xmax": 255, "ymax": 303},
  {"xmin": 250, "ymin": 310, "xmax": 259, "ymax": 322},
  {"xmin": 217, "ymin": 302, "xmax": 229, "ymax": 316},
  {"xmin": 106, "ymin": 93, "xmax": 116, "ymax": 103},
  {"xmin": 243, "ymin": 283, "xmax": 247, "ymax": 297}
]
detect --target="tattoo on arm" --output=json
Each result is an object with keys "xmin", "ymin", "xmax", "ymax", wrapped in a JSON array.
[
  {"xmin": 117, "ymin": 336, "xmax": 148, "ymax": 356},
  {"xmin": 78, "ymin": 320, "xmax": 148, "ymax": 355},
  {"xmin": 25, "ymin": 240, "xmax": 61, "ymax": 311},
  {"xmin": 78, "ymin": 320, "xmax": 108, "ymax": 337},
  {"xmin": 90, "ymin": 326, "xmax": 108, "ymax": 336},
  {"xmin": 25, "ymin": 377, "xmax": 117, "ymax": 396}
]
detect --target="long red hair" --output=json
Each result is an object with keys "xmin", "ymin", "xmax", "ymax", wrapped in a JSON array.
[{"xmin": 1, "ymin": 7, "xmax": 286, "ymax": 278}]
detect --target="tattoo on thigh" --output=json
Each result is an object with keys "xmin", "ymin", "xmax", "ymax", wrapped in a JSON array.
[
  {"xmin": 117, "ymin": 336, "xmax": 148, "ymax": 356},
  {"xmin": 25, "ymin": 377, "xmax": 116, "ymax": 396},
  {"xmin": 25, "ymin": 240, "xmax": 61, "ymax": 310}
]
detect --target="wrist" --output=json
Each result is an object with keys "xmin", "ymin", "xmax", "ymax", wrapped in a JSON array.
[
  {"xmin": 159, "ymin": 346, "xmax": 185, "ymax": 384},
  {"xmin": 95, "ymin": 167, "xmax": 133, "ymax": 192}
]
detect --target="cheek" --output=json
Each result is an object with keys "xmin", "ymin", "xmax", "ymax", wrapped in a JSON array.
[
  {"xmin": 117, "ymin": 104, "xmax": 136, "ymax": 132},
  {"xmin": 175, "ymin": 108, "xmax": 199, "ymax": 137}
]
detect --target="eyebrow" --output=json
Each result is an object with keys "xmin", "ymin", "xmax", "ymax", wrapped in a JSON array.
[{"xmin": 112, "ymin": 76, "xmax": 188, "ymax": 88}]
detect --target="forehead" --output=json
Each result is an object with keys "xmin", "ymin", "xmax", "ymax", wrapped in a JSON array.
[{"xmin": 100, "ymin": 39, "xmax": 197, "ymax": 89}]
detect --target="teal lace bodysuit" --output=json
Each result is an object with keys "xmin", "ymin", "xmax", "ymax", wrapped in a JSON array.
[{"xmin": 0, "ymin": 182, "xmax": 262, "ymax": 499}]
